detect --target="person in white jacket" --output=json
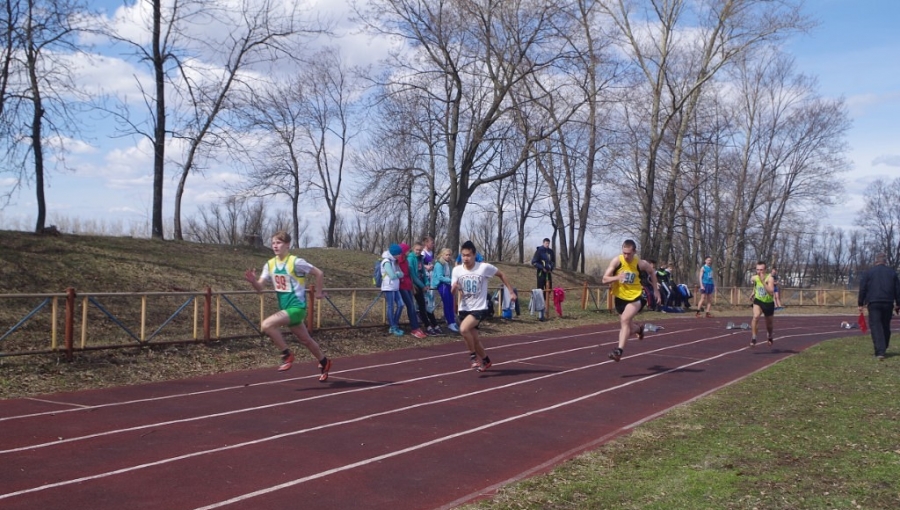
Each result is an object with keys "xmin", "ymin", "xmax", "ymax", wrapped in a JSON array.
[{"xmin": 381, "ymin": 244, "xmax": 405, "ymax": 336}]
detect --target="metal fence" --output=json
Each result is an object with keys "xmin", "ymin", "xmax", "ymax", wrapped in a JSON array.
[{"xmin": 0, "ymin": 284, "xmax": 856, "ymax": 358}]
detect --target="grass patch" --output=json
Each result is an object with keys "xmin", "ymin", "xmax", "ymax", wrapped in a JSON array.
[{"xmin": 463, "ymin": 336, "xmax": 900, "ymax": 509}]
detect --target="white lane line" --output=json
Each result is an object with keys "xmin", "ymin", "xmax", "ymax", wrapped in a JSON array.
[
  {"xmin": 0, "ymin": 326, "xmax": 821, "ymax": 454},
  {"xmin": 191, "ymin": 344, "xmax": 757, "ymax": 510},
  {"xmin": 23, "ymin": 398, "xmax": 91, "ymax": 408},
  {"xmin": 0, "ymin": 341, "xmax": 613, "ymax": 455},
  {"xmin": 0, "ymin": 333, "xmax": 740, "ymax": 502},
  {"xmin": 0, "ymin": 329, "xmax": 615, "ymax": 423}
]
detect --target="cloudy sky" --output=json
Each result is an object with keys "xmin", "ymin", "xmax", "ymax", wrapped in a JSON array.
[{"xmin": 1, "ymin": 0, "xmax": 898, "ymax": 246}]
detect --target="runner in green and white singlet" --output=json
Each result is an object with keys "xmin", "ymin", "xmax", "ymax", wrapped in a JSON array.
[
  {"xmin": 748, "ymin": 261, "xmax": 776, "ymax": 347},
  {"xmin": 245, "ymin": 231, "xmax": 333, "ymax": 381}
]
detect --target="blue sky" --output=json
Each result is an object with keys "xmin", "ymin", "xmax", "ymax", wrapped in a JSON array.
[
  {"xmin": 1, "ymin": 0, "xmax": 898, "ymax": 244},
  {"xmin": 785, "ymin": 0, "xmax": 900, "ymax": 228}
]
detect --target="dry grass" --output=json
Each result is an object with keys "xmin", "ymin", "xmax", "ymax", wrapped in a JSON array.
[{"xmin": 0, "ymin": 230, "xmax": 854, "ymax": 400}]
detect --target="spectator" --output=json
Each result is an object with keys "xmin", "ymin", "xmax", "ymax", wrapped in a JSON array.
[
  {"xmin": 531, "ymin": 238, "xmax": 555, "ymax": 291},
  {"xmin": 409, "ymin": 241, "xmax": 441, "ymax": 335},
  {"xmin": 432, "ymin": 248, "xmax": 458, "ymax": 332},
  {"xmin": 381, "ymin": 244, "xmax": 405, "ymax": 336},
  {"xmin": 398, "ymin": 243, "xmax": 427, "ymax": 338}
]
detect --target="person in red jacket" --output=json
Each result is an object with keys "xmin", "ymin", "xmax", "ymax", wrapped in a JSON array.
[{"xmin": 397, "ymin": 243, "xmax": 427, "ymax": 338}]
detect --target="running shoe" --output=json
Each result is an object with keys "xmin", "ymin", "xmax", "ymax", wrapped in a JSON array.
[
  {"xmin": 750, "ymin": 338, "xmax": 757, "ymax": 347},
  {"xmin": 318, "ymin": 358, "xmax": 332, "ymax": 382},
  {"xmin": 411, "ymin": 329, "xmax": 428, "ymax": 339},
  {"xmin": 433, "ymin": 326, "xmax": 444, "ymax": 335},
  {"xmin": 278, "ymin": 352, "xmax": 295, "ymax": 372},
  {"xmin": 706, "ymin": 312, "xmax": 713, "ymax": 318},
  {"xmin": 608, "ymin": 348, "xmax": 622, "ymax": 362},
  {"xmin": 476, "ymin": 360, "xmax": 492, "ymax": 372},
  {"xmin": 470, "ymin": 353, "xmax": 479, "ymax": 369},
  {"xmin": 637, "ymin": 323, "xmax": 645, "ymax": 340},
  {"xmin": 448, "ymin": 323, "xmax": 459, "ymax": 333},
  {"xmin": 695, "ymin": 311, "xmax": 701, "ymax": 318},
  {"xmin": 392, "ymin": 327, "xmax": 404, "ymax": 336},
  {"xmin": 767, "ymin": 337, "xmax": 774, "ymax": 346},
  {"xmin": 426, "ymin": 327, "xmax": 436, "ymax": 336}
]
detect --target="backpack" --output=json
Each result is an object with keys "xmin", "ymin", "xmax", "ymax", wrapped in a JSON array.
[{"xmin": 373, "ymin": 259, "xmax": 384, "ymax": 287}]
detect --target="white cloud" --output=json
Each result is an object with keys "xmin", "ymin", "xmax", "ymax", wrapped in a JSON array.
[{"xmin": 872, "ymin": 154, "xmax": 900, "ymax": 167}]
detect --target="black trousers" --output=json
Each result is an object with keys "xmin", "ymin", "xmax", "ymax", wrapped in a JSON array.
[
  {"xmin": 537, "ymin": 270, "xmax": 553, "ymax": 291},
  {"xmin": 868, "ymin": 303, "xmax": 893, "ymax": 357},
  {"xmin": 414, "ymin": 288, "xmax": 438, "ymax": 328}
]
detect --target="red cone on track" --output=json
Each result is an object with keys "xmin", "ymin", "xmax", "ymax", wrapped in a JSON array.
[{"xmin": 858, "ymin": 312, "xmax": 868, "ymax": 333}]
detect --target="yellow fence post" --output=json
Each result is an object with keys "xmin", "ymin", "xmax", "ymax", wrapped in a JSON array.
[{"xmin": 140, "ymin": 295, "xmax": 147, "ymax": 343}]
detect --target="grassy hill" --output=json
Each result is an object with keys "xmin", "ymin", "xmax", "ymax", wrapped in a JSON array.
[
  {"xmin": 0, "ymin": 230, "xmax": 608, "ymax": 399},
  {"xmin": 0, "ymin": 230, "xmax": 599, "ymax": 295}
]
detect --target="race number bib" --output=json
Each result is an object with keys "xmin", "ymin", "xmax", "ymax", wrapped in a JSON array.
[
  {"xmin": 273, "ymin": 274, "xmax": 290, "ymax": 292},
  {"xmin": 621, "ymin": 271, "xmax": 636, "ymax": 284}
]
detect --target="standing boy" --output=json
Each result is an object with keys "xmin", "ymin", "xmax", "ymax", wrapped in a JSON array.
[
  {"xmin": 601, "ymin": 239, "xmax": 658, "ymax": 362},
  {"xmin": 695, "ymin": 256, "xmax": 714, "ymax": 317},
  {"xmin": 749, "ymin": 261, "xmax": 776, "ymax": 347},
  {"xmin": 244, "ymin": 231, "xmax": 332, "ymax": 381},
  {"xmin": 531, "ymin": 238, "xmax": 555, "ymax": 291},
  {"xmin": 451, "ymin": 241, "xmax": 517, "ymax": 372}
]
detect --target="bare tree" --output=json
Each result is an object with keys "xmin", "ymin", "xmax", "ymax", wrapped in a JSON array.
[
  {"xmin": 295, "ymin": 48, "xmax": 363, "ymax": 247},
  {"xmin": 599, "ymin": 0, "xmax": 809, "ymax": 262},
  {"xmin": 171, "ymin": 0, "xmax": 327, "ymax": 241},
  {"xmin": 103, "ymin": 0, "xmax": 207, "ymax": 239},
  {"xmin": 856, "ymin": 177, "xmax": 900, "ymax": 270},
  {"xmin": 1, "ymin": 0, "xmax": 91, "ymax": 231},
  {"xmin": 356, "ymin": 0, "xmax": 566, "ymax": 253}
]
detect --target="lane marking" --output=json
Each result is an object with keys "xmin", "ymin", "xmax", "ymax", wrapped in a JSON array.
[
  {"xmin": 0, "ymin": 329, "xmax": 616, "ymax": 423},
  {"xmin": 0, "ymin": 326, "xmax": 826, "ymax": 454},
  {"xmin": 0, "ymin": 337, "xmax": 747, "ymax": 499},
  {"xmin": 0, "ymin": 329, "xmax": 833, "ymax": 502}
]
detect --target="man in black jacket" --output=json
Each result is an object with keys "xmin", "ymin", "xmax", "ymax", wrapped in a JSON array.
[
  {"xmin": 531, "ymin": 238, "xmax": 555, "ymax": 290},
  {"xmin": 857, "ymin": 253, "xmax": 900, "ymax": 360}
]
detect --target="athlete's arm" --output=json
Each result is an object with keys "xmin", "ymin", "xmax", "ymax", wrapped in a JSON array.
[
  {"xmin": 308, "ymin": 266, "xmax": 326, "ymax": 298},
  {"xmin": 643, "ymin": 261, "xmax": 659, "ymax": 295},
  {"xmin": 244, "ymin": 268, "xmax": 264, "ymax": 292},
  {"xmin": 601, "ymin": 258, "xmax": 622, "ymax": 285},
  {"xmin": 495, "ymin": 270, "xmax": 517, "ymax": 301}
]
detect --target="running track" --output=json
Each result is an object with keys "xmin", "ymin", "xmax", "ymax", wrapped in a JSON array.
[{"xmin": 0, "ymin": 315, "xmax": 861, "ymax": 510}]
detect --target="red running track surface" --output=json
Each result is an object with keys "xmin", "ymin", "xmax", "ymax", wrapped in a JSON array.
[{"xmin": 0, "ymin": 314, "xmax": 863, "ymax": 509}]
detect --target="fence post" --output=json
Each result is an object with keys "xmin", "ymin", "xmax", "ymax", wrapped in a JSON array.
[
  {"xmin": 204, "ymin": 287, "xmax": 212, "ymax": 342},
  {"xmin": 307, "ymin": 284, "xmax": 316, "ymax": 331},
  {"xmin": 64, "ymin": 287, "xmax": 75, "ymax": 361},
  {"xmin": 581, "ymin": 281, "xmax": 588, "ymax": 310}
]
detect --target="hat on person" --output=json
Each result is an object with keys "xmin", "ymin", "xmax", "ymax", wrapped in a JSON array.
[
  {"xmin": 389, "ymin": 243, "xmax": 402, "ymax": 256},
  {"xmin": 400, "ymin": 243, "xmax": 410, "ymax": 254}
]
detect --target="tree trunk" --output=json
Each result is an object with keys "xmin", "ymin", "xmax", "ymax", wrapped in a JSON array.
[{"xmin": 151, "ymin": 0, "xmax": 165, "ymax": 239}]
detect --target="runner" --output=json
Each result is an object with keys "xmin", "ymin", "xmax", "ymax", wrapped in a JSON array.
[
  {"xmin": 695, "ymin": 256, "xmax": 714, "ymax": 317},
  {"xmin": 601, "ymin": 239, "xmax": 658, "ymax": 362},
  {"xmin": 244, "ymin": 231, "xmax": 333, "ymax": 381},
  {"xmin": 748, "ymin": 261, "xmax": 776, "ymax": 347},
  {"xmin": 451, "ymin": 240, "xmax": 517, "ymax": 372}
]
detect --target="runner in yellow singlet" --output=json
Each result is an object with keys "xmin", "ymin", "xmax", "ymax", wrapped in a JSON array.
[
  {"xmin": 748, "ymin": 260, "xmax": 776, "ymax": 347},
  {"xmin": 244, "ymin": 231, "xmax": 333, "ymax": 381},
  {"xmin": 601, "ymin": 239, "xmax": 658, "ymax": 362}
]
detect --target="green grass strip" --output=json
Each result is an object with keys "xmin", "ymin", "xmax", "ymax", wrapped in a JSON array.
[{"xmin": 466, "ymin": 336, "xmax": 900, "ymax": 509}]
